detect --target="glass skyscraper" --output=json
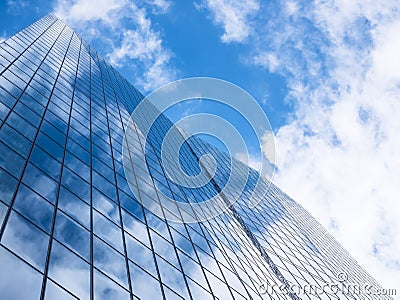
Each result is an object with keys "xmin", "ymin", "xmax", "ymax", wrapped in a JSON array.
[{"xmin": 0, "ymin": 15, "xmax": 392, "ymax": 300}]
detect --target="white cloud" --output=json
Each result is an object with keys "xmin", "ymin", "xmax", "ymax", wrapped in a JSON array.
[
  {"xmin": 53, "ymin": 0, "xmax": 128, "ymax": 31},
  {"xmin": 107, "ymin": 8, "xmax": 175, "ymax": 91},
  {"xmin": 53, "ymin": 0, "xmax": 175, "ymax": 91},
  {"xmin": 145, "ymin": 0, "xmax": 172, "ymax": 14},
  {"xmin": 234, "ymin": 131, "xmax": 276, "ymax": 178},
  {"xmin": 252, "ymin": 52, "xmax": 279, "ymax": 73},
  {"xmin": 234, "ymin": 151, "xmax": 262, "ymax": 172},
  {"xmin": 261, "ymin": 131, "xmax": 276, "ymax": 165},
  {"xmin": 6, "ymin": 0, "xmax": 28, "ymax": 15},
  {"xmin": 196, "ymin": 0, "xmax": 259, "ymax": 43},
  {"xmin": 372, "ymin": 20, "xmax": 400, "ymax": 83},
  {"xmin": 246, "ymin": 0, "xmax": 400, "ymax": 290},
  {"xmin": 285, "ymin": 1, "xmax": 299, "ymax": 16}
]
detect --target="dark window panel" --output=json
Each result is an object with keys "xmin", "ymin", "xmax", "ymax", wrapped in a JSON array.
[
  {"xmin": 0, "ymin": 141, "xmax": 25, "ymax": 178},
  {"xmin": 0, "ymin": 167, "xmax": 18, "ymax": 205}
]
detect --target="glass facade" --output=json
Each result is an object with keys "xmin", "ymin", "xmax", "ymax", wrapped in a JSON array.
[{"xmin": 0, "ymin": 15, "xmax": 391, "ymax": 300}]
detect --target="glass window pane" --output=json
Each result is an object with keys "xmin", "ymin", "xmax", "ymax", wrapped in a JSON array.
[
  {"xmin": 13, "ymin": 184, "xmax": 54, "ymax": 232},
  {"xmin": 93, "ymin": 210, "xmax": 123, "ymax": 253},
  {"xmin": 2, "ymin": 211, "xmax": 49, "ymax": 270},
  {"xmin": 93, "ymin": 237, "xmax": 128, "ymax": 288},
  {"xmin": 186, "ymin": 277, "xmax": 213, "ymax": 300},
  {"xmin": 48, "ymin": 240, "xmax": 90, "ymax": 299},
  {"xmin": 93, "ymin": 188, "xmax": 119, "ymax": 223},
  {"xmin": 164, "ymin": 285, "xmax": 185, "ymax": 300},
  {"xmin": 6, "ymin": 111, "xmax": 37, "ymax": 141},
  {"xmin": 0, "ymin": 123, "xmax": 31, "ymax": 158},
  {"xmin": 44, "ymin": 280, "xmax": 77, "ymax": 300},
  {"xmin": 58, "ymin": 186, "xmax": 90, "ymax": 229},
  {"xmin": 94, "ymin": 269, "xmax": 130, "ymax": 300},
  {"xmin": 15, "ymin": 98, "xmax": 42, "ymax": 126},
  {"xmin": 61, "ymin": 168, "xmax": 89, "ymax": 203},
  {"xmin": 36, "ymin": 132, "xmax": 64, "ymax": 162},
  {"xmin": 0, "ymin": 141, "xmax": 25, "ymax": 178},
  {"xmin": 40, "ymin": 120, "xmax": 66, "ymax": 147},
  {"xmin": 92, "ymin": 171, "xmax": 117, "ymax": 201},
  {"xmin": 0, "ymin": 86, "xmax": 16, "ymax": 108},
  {"xmin": 121, "ymin": 210, "xmax": 148, "ymax": 246},
  {"xmin": 0, "ymin": 167, "xmax": 18, "ymax": 204},
  {"xmin": 129, "ymin": 262, "xmax": 163, "ymax": 300},
  {"xmin": 0, "ymin": 247, "xmax": 43, "ymax": 299},
  {"xmin": 156, "ymin": 255, "xmax": 187, "ymax": 297},
  {"xmin": 0, "ymin": 201, "xmax": 8, "ymax": 226},
  {"xmin": 22, "ymin": 163, "xmax": 58, "ymax": 204},
  {"xmin": 178, "ymin": 249, "xmax": 207, "ymax": 288},
  {"xmin": 64, "ymin": 151, "xmax": 89, "ymax": 182},
  {"xmin": 125, "ymin": 233, "xmax": 157, "ymax": 277},
  {"xmin": 120, "ymin": 193, "xmax": 144, "ymax": 223},
  {"xmin": 54, "ymin": 211, "xmax": 90, "ymax": 261},
  {"xmin": 151, "ymin": 230, "xmax": 179, "ymax": 269},
  {"xmin": 0, "ymin": 101, "xmax": 9, "ymax": 121},
  {"xmin": 30, "ymin": 145, "xmax": 61, "ymax": 181}
]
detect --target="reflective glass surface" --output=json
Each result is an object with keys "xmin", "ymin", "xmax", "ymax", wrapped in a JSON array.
[{"xmin": 0, "ymin": 14, "xmax": 388, "ymax": 300}]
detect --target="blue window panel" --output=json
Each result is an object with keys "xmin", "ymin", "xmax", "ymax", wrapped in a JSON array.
[
  {"xmin": 58, "ymin": 186, "xmax": 90, "ymax": 229},
  {"xmin": 54, "ymin": 211, "xmax": 90, "ymax": 261},
  {"xmin": 129, "ymin": 262, "xmax": 163, "ymax": 300},
  {"xmin": 36, "ymin": 133, "xmax": 64, "ymax": 162},
  {"xmin": 44, "ymin": 280, "xmax": 77, "ymax": 300},
  {"xmin": 0, "ymin": 246, "xmax": 43, "ymax": 299},
  {"xmin": 30, "ymin": 145, "xmax": 62, "ymax": 181},
  {"xmin": 0, "ymin": 141, "xmax": 25, "ymax": 178},
  {"xmin": 93, "ymin": 269, "xmax": 130, "ymax": 300},
  {"xmin": 0, "ymin": 201, "xmax": 7, "ymax": 226},
  {"xmin": 93, "ymin": 210, "xmax": 123, "ymax": 253},
  {"xmin": 61, "ymin": 168, "xmax": 90, "ymax": 203},
  {"xmin": 0, "ymin": 101, "xmax": 9, "ymax": 121},
  {"xmin": 0, "ymin": 86, "xmax": 17, "ymax": 108},
  {"xmin": 2, "ymin": 211, "xmax": 50, "ymax": 271},
  {"xmin": 12, "ymin": 184, "xmax": 54, "ymax": 233},
  {"xmin": 22, "ymin": 163, "xmax": 58, "ymax": 204},
  {"xmin": 6, "ymin": 111, "xmax": 37, "ymax": 141},
  {"xmin": 93, "ymin": 237, "xmax": 128, "ymax": 288},
  {"xmin": 93, "ymin": 187, "xmax": 119, "ymax": 224},
  {"xmin": 125, "ymin": 233, "xmax": 157, "ymax": 277},
  {"xmin": 48, "ymin": 240, "xmax": 90, "ymax": 299},
  {"xmin": 0, "ymin": 167, "xmax": 19, "ymax": 204}
]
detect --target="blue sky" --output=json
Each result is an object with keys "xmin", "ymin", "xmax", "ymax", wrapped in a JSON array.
[
  {"xmin": 1, "ymin": 0, "xmax": 400, "ymax": 290},
  {"xmin": 0, "ymin": 0, "xmax": 289, "ymax": 130}
]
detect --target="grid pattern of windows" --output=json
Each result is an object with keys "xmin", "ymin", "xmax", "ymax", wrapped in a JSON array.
[{"xmin": 0, "ymin": 15, "xmax": 390, "ymax": 300}]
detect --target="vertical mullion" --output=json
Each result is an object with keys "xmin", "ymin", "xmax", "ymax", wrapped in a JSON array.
[
  {"xmin": 91, "ymin": 48, "xmax": 134, "ymax": 300},
  {"xmin": 116, "ymin": 74, "xmax": 223, "ymax": 298},
  {"xmin": 113, "ymin": 68, "xmax": 198, "ymax": 300},
  {"xmin": 40, "ymin": 32, "xmax": 81, "ymax": 300},
  {"xmin": 89, "ymin": 46, "xmax": 94, "ymax": 300},
  {"xmin": 236, "ymin": 191, "xmax": 327, "ymax": 293},
  {"xmin": 190, "ymin": 136, "xmax": 290, "ymax": 296},
  {"xmin": 95, "ymin": 55, "xmax": 167, "ymax": 299},
  {"xmin": 0, "ymin": 23, "xmax": 67, "ymax": 241}
]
